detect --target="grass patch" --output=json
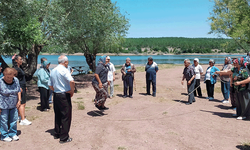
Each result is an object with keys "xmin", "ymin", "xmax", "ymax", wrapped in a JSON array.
[
  {"xmin": 240, "ymin": 142, "xmax": 250, "ymax": 150},
  {"xmin": 77, "ymin": 101, "xmax": 85, "ymax": 110},
  {"xmin": 27, "ymin": 116, "xmax": 39, "ymax": 121},
  {"xmin": 77, "ymin": 91, "xmax": 81, "ymax": 93},
  {"xmin": 118, "ymin": 147, "xmax": 126, "ymax": 150},
  {"xmin": 162, "ymin": 112, "xmax": 168, "ymax": 115},
  {"xmin": 77, "ymin": 97, "xmax": 83, "ymax": 99}
]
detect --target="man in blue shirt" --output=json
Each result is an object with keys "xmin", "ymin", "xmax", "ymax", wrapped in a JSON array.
[
  {"xmin": 48, "ymin": 55, "xmax": 75, "ymax": 144},
  {"xmin": 145, "ymin": 57, "xmax": 158, "ymax": 97}
]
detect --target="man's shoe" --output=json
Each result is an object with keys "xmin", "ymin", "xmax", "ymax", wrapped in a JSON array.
[
  {"xmin": 2, "ymin": 137, "xmax": 12, "ymax": 142},
  {"xmin": 123, "ymin": 95, "xmax": 127, "ymax": 98},
  {"xmin": 95, "ymin": 104, "xmax": 102, "ymax": 110},
  {"xmin": 59, "ymin": 137, "xmax": 72, "ymax": 144},
  {"xmin": 209, "ymin": 97, "xmax": 214, "ymax": 101},
  {"xmin": 12, "ymin": 135, "xmax": 19, "ymax": 141},
  {"xmin": 100, "ymin": 106, "xmax": 109, "ymax": 110},
  {"xmin": 147, "ymin": 93, "xmax": 151, "ymax": 95},
  {"xmin": 206, "ymin": 97, "xmax": 210, "ymax": 99},
  {"xmin": 185, "ymin": 103, "xmax": 191, "ymax": 105},
  {"xmin": 237, "ymin": 116, "xmax": 246, "ymax": 120},
  {"xmin": 129, "ymin": 96, "xmax": 133, "ymax": 98}
]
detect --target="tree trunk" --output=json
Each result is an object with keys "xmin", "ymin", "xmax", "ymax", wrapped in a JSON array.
[
  {"xmin": 0, "ymin": 55, "xmax": 9, "ymax": 71},
  {"xmin": 20, "ymin": 45, "xmax": 42, "ymax": 81},
  {"xmin": 84, "ymin": 53, "xmax": 96, "ymax": 72}
]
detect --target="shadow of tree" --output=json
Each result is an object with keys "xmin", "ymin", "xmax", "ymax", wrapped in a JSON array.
[{"xmin": 236, "ymin": 145, "xmax": 250, "ymax": 150}]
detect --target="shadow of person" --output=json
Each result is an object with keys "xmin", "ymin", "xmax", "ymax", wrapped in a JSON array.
[
  {"xmin": 17, "ymin": 130, "xmax": 21, "ymax": 136},
  {"xmin": 116, "ymin": 94, "xmax": 124, "ymax": 97},
  {"xmin": 200, "ymin": 110, "xmax": 235, "ymax": 119},
  {"xmin": 181, "ymin": 93, "xmax": 188, "ymax": 96},
  {"xmin": 139, "ymin": 93, "xmax": 149, "ymax": 96},
  {"xmin": 173, "ymin": 99, "xmax": 187, "ymax": 104},
  {"xmin": 36, "ymin": 106, "xmax": 42, "ymax": 111},
  {"xmin": 215, "ymin": 104, "xmax": 233, "ymax": 110},
  {"xmin": 45, "ymin": 129, "xmax": 55, "ymax": 137},
  {"xmin": 87, "ymin": 111, "xmax": 107, "ymax": 117},
  {"xmin": 236, "ymin": 145, "xmax": 250, "ymax": 150}
]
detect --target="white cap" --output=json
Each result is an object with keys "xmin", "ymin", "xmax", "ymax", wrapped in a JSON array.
[
  {"xmin": 107, "ymin": 56, "xmax": 110, "ymax": 60},
  {"xmin": 194, "ymin": 58, "xmax": 199, "ymax": 63}
]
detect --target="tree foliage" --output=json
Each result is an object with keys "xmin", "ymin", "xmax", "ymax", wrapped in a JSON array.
[{"xmin": 209, "ymin": 0, "xmax": 250, "ymax": 51}]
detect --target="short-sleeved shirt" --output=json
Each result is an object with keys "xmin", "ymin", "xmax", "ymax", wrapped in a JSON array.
[
  {"xmin": 0, "ymin": 77, "xmax": 21, "ymax": 109},
  {"xmin": 183, "ymin": 65, "xmax": 195, "ymax": 81},
  {"xmin": 108, "ymin": 62, "xmax": 116, "ymax": 81},
  {"xmin": 231, "ymin": 67, "xmax": 249, "ymax": 92},
  {"xmin": 145, "ymin": 62, "xmax": 159, "ymax": 81},
  {"xmin": 192, "ymin": 64, "xmax": 203, "ymax": 79},
  {"xmin": 48, "ymin": 64, "xmax": 74, "ymax": 93},
  {"xmin": 14, "ymin": 67, "xmax": 26, "ymax": 88},
  {"xmin": 92, "ymin": 63, "xmax": 109, "ymax": 84},
  {"xmin": 67, "ymin": 66, "xmax": 73, "ymax": 74}
]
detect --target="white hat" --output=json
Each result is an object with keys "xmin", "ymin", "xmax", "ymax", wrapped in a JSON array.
[
  {"xmin": 194, "ymin": 58, "xmax": 199, "ymax": 63},
  {"xmin": 107, "ymin": 56, "xmax": 110, "ymax": 60}
]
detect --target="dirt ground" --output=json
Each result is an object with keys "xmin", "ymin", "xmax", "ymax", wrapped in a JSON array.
[{"xmin": 1, "ymin": 64, "xmax": 250, "ymax": 150}]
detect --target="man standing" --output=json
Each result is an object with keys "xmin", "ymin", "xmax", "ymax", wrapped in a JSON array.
[
  {"xmin": 145, "ymin": 57, "xmax": 158, "ymax": 97},
  {"xmin": 107, "ymin": 56, "xmax": 116, "ymax": 98},
  {"xmin": 121, "ymin": 58, "xmax": 136, "ymax": 98},
  {"xmin": 48, "ymin": 55, "xmax": 75, "ymax": 143},
  {"xmin": 181, "ymin": 59, "xmax": 196, "ymax": 105}
]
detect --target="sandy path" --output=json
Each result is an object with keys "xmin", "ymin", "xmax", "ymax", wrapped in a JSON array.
[{"xmin": 1, "ymin": 65, "xmax": 250, "ymax": 150}]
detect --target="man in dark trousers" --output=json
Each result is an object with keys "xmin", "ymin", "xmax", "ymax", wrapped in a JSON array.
[
  {"xmin": 121, "ymin": 58, "xmax": 136, "ymax": 98},
  {"xmin": 48, "ymin": 55, "xmax": 75, "ymax": 143},
  {"xmin": 145, "ymin": 57, "xmax": 159, "ymax": 97},
  {"xmin": 181, "ymin": 59, "xmax": 196, "ymax": 105}
]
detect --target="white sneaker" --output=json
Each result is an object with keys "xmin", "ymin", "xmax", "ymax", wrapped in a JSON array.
[
  {"xmin": 12, "ymin": 135, "xmax": 19, "ymax": 141},
  {"xmin": 2, "ymin": 137, "xmax": 12, "ymax": 142},
  {"xmin": 237, "ymin": 116, "xmax": 246, "ymax": 120},
  {"xmin": 20, "ymin": 118, "xmax": 32, "ymax": 125},
  {"xmin": 222, "ymin": 100, "xmax": 229, "ymax": 104}
]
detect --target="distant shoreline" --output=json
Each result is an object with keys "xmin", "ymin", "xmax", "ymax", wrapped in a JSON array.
[{"xmin": 40, "ymin": 52, "xmax": 246, "ymax": 56}]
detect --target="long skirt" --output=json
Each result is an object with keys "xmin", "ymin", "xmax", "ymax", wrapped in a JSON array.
[
  {"xmin": 235, "ymin": 89, "xmax": 250, "ymax": 117},
  {"xmin": 92, "ymin": 82, "xmax": 108, "ymax": 105}
]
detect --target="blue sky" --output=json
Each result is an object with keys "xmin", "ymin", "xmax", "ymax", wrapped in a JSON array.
[{"xmin": 112, "ymin": 0, "xmax": 218, "ymax": 38}]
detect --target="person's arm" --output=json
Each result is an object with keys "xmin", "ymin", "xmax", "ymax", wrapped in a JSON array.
[
  {"xmin": 131, "ymin": 64, "xmax": 136, "ymax": 73},
  {"xmin": 39, "ymin": 70, "xmax": 49, "ymax": 84},
  {"xmin": 181, "ymin": 74, "xmax": 185, "ymax": 85},
  {"xmin": 94, "ymin": 73, "xmax": 102, "ymax": 88},
  {"xmin": 121, "ymin": 65, "xmax": 126, "ymax": 75},
  {"xmin": 112, "ymin": 65, "xmax": 116, "ymax": 81},
  {"xmin": 68, "ymin": 80, "xmax": 75, "ymax": 97},
  {"xmin": 71, "ymin": 68, "xmax": 74, "ymax": 75},
  {"xmin": 155, "ymin": 64, "xmax": 159, "ymax": 73},
  {"xmin": 49, "ymin": 86, "xmax": 54, "ymax": 91},
  {"xmin": 16, "ymin": 92, "xmax": 21, "ymax": 109},
  {"xmin": 188, "ymin": 75, "xmax": 196, "ymax": 85},
  {"xmin": 235, "ymin": 77, "xmax": 250, "ymax": 86}
]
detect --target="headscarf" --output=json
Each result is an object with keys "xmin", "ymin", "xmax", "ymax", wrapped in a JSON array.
[
  {"xmin": 209, "ymin": 59, "xmax": 215, "ymax": 64},
  {"xmin": 42, "ymin": 61, "xmax": 51, "ymax": 76},
  {"xmin": 223, "ymin": 57, "xmax": 232, "ymax": 70},
  {"xmin": 97, "ymin": 55, "xmax": 109, "ymax": 70}
]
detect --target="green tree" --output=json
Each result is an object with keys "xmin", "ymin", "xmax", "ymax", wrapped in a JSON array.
[{"xmin": 208, "ymin": 0, "xmax": 250, "ymax": 51}]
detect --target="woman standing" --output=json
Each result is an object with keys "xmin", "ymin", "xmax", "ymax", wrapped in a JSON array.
[
  {"xmin": 204, "ymin": 59, "xmax": 220, "ymax": 100},
  {"xmin": 12, "ymin": 55, "xmax": 32, "ymax": 125},
  {"xmin": 37, "ymin": 60, "xmax": 51, "ymax": 111},
  {"xmin": 220, "ymin": 57, "xmax": 233, "ymax": 104},
  {"xmin": 192, "ymin": 58, "xmax": 203, "ymax": 97},
  {"xmin": 92, "ymin": 56, "xmax": 109, "ymax": 110},
  {"xmin": 0, "ymin": 68, "xmax": 21, "ymax": 142}
]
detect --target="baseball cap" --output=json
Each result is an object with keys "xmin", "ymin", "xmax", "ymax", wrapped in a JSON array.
[{"xmin": 107, "ymin": 56, "xmax": 110, "ymax": 60}]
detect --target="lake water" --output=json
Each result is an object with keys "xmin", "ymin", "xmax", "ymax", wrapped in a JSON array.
[{"xmin": 2, "ymin": 54, "xmax": 244, "ymax": 75}]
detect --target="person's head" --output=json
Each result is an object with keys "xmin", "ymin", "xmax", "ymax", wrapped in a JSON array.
[
  {"xmin": 233, "ymin": 58, "xmax": 241, "ymax": 68},
  {"xmin": 209, "ymin": 59, "xmax": 215, "ymax": 67},
  {"xmin": 41, "ymin": 57, "xmax": 47, "ymax": 64},
  {"xmin": 240, "ymin": 57, "xmax": 244, "ymax": 65},
  {"xmin": 148, "ymin": 57, "xmax": 153, "ymax": 65},
  {"xmin": 42, "ymin": 61, "xmax": 51, "ymax": 69},
  {"xmin": 107, "ymin": 56, "xmax": 111, "ymax": 63},
  {"xmin": 58, "ymin": 55, "xmax": 69, "ymax": 68},
  {"xmin": 98, "ymin": 55, "xmax": 108, "ymax": 65},
  {"xmin": 247, "ymin": 52, "xmax": 250, "ymax": 56},
  {"xmin": 225, "ymin": 57, "xmax": 232, "ymax": 65},
  {"xmin": 13, "ymin": 55, "xmax": 23, "ymax": 67},
  {"xmin": 184, "ymin": 59, "xmax": 190, "ymax": 67},
  {"xmin": 126, "ymin": 57, "xmax": 131, "ymax": 65},
  {"xmin": 193, "ymin": 58, "xmax": 199, "ymax": 66},
  {"xmin": 3, "ymin": 68, "xmax": 17, "ymax": 84}
]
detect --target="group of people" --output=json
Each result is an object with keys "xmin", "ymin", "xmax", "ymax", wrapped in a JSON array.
[{"xmin": 182, "ymin": 54, "xmax": 250, "ymax": 120}]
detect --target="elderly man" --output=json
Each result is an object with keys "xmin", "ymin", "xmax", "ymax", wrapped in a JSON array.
[
  {"xmin": 181, "ymin": 59, "xmax": 196, "ymax": 105},
  {"xmin": 107, "ymin": 56, "xmax": 116, "ymax": 98},
  {"xmin": 48, "ymin": 55, "xmax": 75, "ymax": 144},
  {"xmin": 121, "ymin": 58, "xmax": 136, "ymax": 98},
  {"xmin": 145, "ymin": 57, "xmax": 158, "ymax": 97}
]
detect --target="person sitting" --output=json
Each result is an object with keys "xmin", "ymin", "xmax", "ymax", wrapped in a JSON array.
[
  {"xmin": 204, "ymin": 59, "xmax": 220, "ymax": 101},
  {"xmin": 0, "ymin": 68, "xmax": 21, "ymax": 142}
]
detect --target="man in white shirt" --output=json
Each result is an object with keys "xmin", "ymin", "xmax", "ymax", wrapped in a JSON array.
[
  {"xmin": 107, "ymin": 56, "xmax": 116, "ymax": 98},
  {"xmin": 48, "ymin": 55, "xmax": 75, "ymax": 144}
]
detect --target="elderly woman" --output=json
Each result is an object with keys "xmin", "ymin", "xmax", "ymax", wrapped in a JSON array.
[
  {"xmin": 192, "ymin": 58, "xmax": 203, "ymax": 97},
  {"xmin": 0, "ymin": 68, "xmax": 21, "ymax": 142},
  {"xmin": 13, "ymin": 55, "xmax": 32, "ymax": 125},
  {"xmin": 219, "ymin": 57, "xmax": 233, "ymax": 104},
  {"xmin": 181, "ymin": 59, "xmax": 196, "ymax": 105},
  {"xmin": 204, "ymin": 59, "xmax": 220, "ymax": 100},
  {"xmin": 92, "ymin": 56, "xmax": 109, "ymax": 110},
  {"xmin": 37, "ymin": 60, "xmax": 51, "ymax": 111},
  {"xmin": 216, "ymin": 58, "xmax": 249, "ymax": 120}
]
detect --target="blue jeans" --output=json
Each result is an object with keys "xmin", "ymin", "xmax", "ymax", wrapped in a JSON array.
[
  {"xmin": 221, "ymin": 81, "xmax": 230, "ymax": 100},
  {"xmin": 0, "ymin": 108, "xmax": 18, "ymax": 139}
]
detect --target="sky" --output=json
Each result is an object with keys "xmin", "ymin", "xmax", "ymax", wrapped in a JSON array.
[{"xmin": 112, "ymin": 0, "xmax": 219, "ymax": 38}]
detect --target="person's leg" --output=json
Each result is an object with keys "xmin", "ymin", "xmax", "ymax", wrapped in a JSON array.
[
  {"xmin": 58, "ymin": 93, "xmax": 72, "ymax": 141},
  {"xmin": 39, "ymin": 87, "xmax": 47, "ymax": 111},
  {"xmin": 196, "ymin": 79, "xmax": 202, "ymax": 97},
  {"xmin": 230, "ymin": 87, "xmax": 237, "ymax": 107},
  {"xmin": 221, "ymin": 82, "xmax": 225, "ymax": 100},
  {"xmin": 19, "ymin": 88, "xmax": 26, "ymax": 121},
  {"xmin": 110, "ymin": 80, "xmax": 114, "ymax": 97},
  {"xmin": 8, "ymin": 108, "xmax": 18, "ymax": 138},
  {"xmin": 241, "ymin": 90, "xmax": 250, "ymax": 117},
  {"xmin": 49, "ymin": 90, "xmax": 53, "ymax": 103},
  {"xmin": 152, "ymin": 80, "xmax": 156, "ymax": 96},
  {"xmin": 205, "ymin": 80, "xmax": 210, "ymax": 97},
  {"xmin": 101, "ymin": 82, "xmax": 109, "ymax": 107},
  {"xmin": 235, "ymin": 92, "xmax": 242, "ymax": 116},
  {"xmin": 128, "ymin": 76, "xmax": 133, "ymax": 96},
  {"xmin": 0, "ymin": 109, "xmax": 10, "ymax": 140},
  {"xmin": 225, "ymin": 81, "xmax": 230, "ymax": 100},
  {"xmin": 188, "ymin": 79, "xmax": 196, "ymax": 103},
  {"xmin": 123, "ymin": 77, "xmax": 128, "ymax": 96},
  {"xmin": 211, "ymin": 83, "xmax": 215, "ymax": 98},
  {"xmin": 53, "ymin": 93, "xmax": 61, "ymax": 138},
  {"xmin": 194, "ymin": 79, "xmax": 198, "ymax": 97},
  {"xmin": 146, "ymin": 79, "xmax": 151, "ymax": 95}
]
